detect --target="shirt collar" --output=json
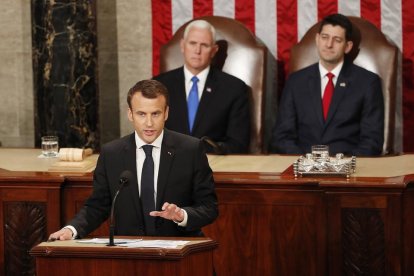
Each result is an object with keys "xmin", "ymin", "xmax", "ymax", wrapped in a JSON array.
[
  {"xmin": 319, "ymin": 61, "xmax": 343, "ymax": 79},
  {"xmin": 134, "ymin": 130, "xmax": 164, "ymax": 149},
  {"xmin": 183, "ymin": 65, "xmax": 210, "ymax": 83}
]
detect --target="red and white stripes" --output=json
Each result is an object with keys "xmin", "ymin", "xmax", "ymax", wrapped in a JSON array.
[{"xmin": 151, "ymin": 0, "xmax": 414, "ymax": 151}]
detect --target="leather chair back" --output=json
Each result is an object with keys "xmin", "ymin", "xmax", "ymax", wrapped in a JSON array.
[
  {"xmin": 289, "ymin": 16, "xmax": 398, "ymax": 155},
  {"xmin": 159, "ymin": 16, "xmax": 270, "ymax": 153}
]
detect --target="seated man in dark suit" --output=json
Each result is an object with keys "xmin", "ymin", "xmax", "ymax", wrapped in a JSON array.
[
  {"xmin": 269, "ymin": 13, "xmax": 384, "ymax": 156},
  {"xmin": 49, "ymin": 79, "xmax": 218, "ymax": 240},
  {"xmin": 154, "ymin": 20, "xmax": 250, "ymax": 154}
]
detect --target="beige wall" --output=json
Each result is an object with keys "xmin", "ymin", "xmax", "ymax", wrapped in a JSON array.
[
  {"xmin": 0, "ymin": 1, "xmax": 34, "ymax": 147},
  {"xmin": 0, "ymin": 0, "xmax": 152, "ymax": 147},
  {"xmin": 116, "ymin": 0, "xmax": 152, "ymax": 137}
]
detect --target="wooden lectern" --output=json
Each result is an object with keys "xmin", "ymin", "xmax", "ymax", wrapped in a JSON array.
[{"xmin": 30, "ymin": 237, "xmax": 217, "ymax": 276}]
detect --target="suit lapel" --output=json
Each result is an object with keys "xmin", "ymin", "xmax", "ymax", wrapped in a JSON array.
[
  {"xmin": 308, "ymin": 65, "xmax": 325, "ymax": 126},
  {"xmin": 156, "ymin": 129, "xmax": 175, "ymax": 210},
  {"xmin": 192, "ymin": 69, "xmax": 217, "ymax": 135},
  {"xmin": 122, "ymin": 134, "xmax": 143, "ymax": 221}
]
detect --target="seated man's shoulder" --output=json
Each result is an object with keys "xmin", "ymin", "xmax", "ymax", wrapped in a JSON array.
[
  {"xmin": 153, "ymin": 67, "xmax": 182, "ymax": 82},
  {"xmin": 213, "ymin": 68, "xmax": 246, "ymax": 86},
  {"xmin": 287, "ymin": 63, "xmax": 319, "ymax": 81},
  {"xmin": 350, "ymin": 63, "xmax": 380, "ymax": 79}
]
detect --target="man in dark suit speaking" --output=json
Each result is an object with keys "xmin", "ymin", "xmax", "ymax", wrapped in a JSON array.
[
  {"xmin": 269, "ymin": 14, "xmax": 384, "ymax": 156},
  {"xmin": 154, "ymin": 20, "xmax": 250, "ymax": 154},
  {"xmin": 49, "ymin": 80, "xmax": 218, "ymax": 240}
]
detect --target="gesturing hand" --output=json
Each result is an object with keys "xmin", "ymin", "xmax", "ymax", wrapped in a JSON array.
[{"xmin": 150, "ymin": 202, "xmax": 184, "ymax": 223}]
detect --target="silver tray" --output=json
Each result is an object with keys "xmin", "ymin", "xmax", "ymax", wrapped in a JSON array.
[{"xmin": 293, "ymin": 154, "xmax": 356, "ymax": 178}]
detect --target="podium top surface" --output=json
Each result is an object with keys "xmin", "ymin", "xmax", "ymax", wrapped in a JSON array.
[{"xmin": 30, "ymin": 237, "xmax": 218, "ymax": 260}]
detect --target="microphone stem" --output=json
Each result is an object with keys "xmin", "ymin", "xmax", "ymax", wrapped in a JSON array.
[
  {"xmin": 108, "ymin": 184, "xmax": 124, "ymax": 246},
  {"xmin": 109, "ymin": 225, "xmax": 115, "ymax": 246}
]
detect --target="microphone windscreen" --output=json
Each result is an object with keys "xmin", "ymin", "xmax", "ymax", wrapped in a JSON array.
[{"xmin": 119, "ymin": 170, "xmax": 134, "ymax": 186}]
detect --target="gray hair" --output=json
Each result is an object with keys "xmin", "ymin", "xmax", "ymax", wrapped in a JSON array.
[{"xmin": 183, "ymin": 20, "xmax": 216, "ymax": 43}]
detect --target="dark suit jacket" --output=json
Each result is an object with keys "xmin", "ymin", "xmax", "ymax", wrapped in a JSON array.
[
  {"xmin": 270, "ymin": 61, "xmax": 384, "ymax": 156},
  {"xmin": 69, "ymin": 129, "xmax": 218, "ymax": 238},
  {"xmin": 154, "ymin": 67, "xmax": 250, "ymax": 154}
]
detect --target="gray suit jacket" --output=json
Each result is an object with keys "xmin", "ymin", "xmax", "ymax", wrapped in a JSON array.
[{"xmin": 69, "ymin": 129, "xmax": 218, "ymax": 237}]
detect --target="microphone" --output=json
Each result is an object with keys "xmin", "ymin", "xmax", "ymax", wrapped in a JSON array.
[{"xmin": 108, "ymin": 170, "xmax": 133, "ymax": 246}]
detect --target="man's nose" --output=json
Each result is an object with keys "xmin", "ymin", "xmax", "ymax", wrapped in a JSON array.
[
  {"xmin": 145, "ymin": 116, "xmax": 153, "ymax": 126},
  {"xmin": 195, "ymin": 44, "xmax": 201, "ymax": 53},
  {"xmin": 326, "ymin": 38, "xmax": 334, "ymax": 47}
]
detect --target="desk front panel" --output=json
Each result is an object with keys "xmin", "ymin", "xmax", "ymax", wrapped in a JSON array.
[{"xmin": 0, "ymin": 174, "xmax": 63, "ymax": 276}]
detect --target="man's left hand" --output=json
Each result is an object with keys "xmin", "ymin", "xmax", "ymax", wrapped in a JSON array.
[{"xmin": 150, "ymin": 202, "xmax": 184, "ymax": 222}]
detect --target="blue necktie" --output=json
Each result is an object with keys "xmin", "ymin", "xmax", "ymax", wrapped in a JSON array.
[
  {"xmin": 141, "ymin": 145, "xmax": 155, "ymax": 235},
  {"xmin": 187, "ymin": 76, "xmax": 199, "ymax": 132}
]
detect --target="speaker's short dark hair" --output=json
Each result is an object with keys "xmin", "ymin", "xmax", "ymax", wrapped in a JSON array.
[{"xmin": 127, "ymin": 79, "xmax": 169, "ymax": 109}]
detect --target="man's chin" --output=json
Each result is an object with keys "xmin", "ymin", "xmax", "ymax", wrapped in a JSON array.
[{"xmin": 140, "ymin": 131, "xmax": 158, "ymax": 143}]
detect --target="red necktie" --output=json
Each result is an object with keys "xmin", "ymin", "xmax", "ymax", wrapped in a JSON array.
[{"xmin": 322, "ymin": 72, "xmax": 335, "ymax": 120}]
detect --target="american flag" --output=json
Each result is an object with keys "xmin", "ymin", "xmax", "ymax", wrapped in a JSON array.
[{"xmin": 151, "ymin": 0, "xmax": 414, "ymax": 152}]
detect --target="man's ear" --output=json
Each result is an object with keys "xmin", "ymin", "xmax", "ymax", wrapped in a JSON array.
[
  {"xmin": 211, "ymin": 44, "xmax": 219, "ymax": 58},
  {"xmin": 164, "ymin": 106, "xmax": 169, "ymax": 121},
  {"xmin": 345, "ymin": 40, "xmax": 353, "ymax": 54},
  {"xmin": 127, "ymin": 108, "xmax": 133, "ymax": 122}
]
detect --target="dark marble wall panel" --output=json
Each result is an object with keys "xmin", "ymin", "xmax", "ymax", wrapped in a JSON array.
[{"xmin": 32, "ymin": 0, "xmax": 99, "ymax": 149}]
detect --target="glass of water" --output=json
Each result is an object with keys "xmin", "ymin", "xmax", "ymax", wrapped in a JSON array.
[
  {"xmin": 311, "ymin": 145, "xmax": 329, "ymax": 162},
  {"xmin": 41, "ymin": 136, "xmax": 59, "ymax": 157}
]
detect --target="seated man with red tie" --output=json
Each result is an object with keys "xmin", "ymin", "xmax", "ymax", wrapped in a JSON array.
[
  {"xmin": 269, "ymin": 13, "xmax": 384, "ymax": 156},
  {"xmin": 154, "ymin": 20, "xmax": 250, "ymax": 154}
]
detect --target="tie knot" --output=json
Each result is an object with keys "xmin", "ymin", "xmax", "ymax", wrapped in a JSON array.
[
  {"xmin": 326, "ymin": 72, "xmax": 335, "ymax": 80},
  {"xmin": 191, "ymin": 76, "xmax": 199, "ymax": 83},
  {"xmin": 142, "ymin": 145, "xmax": 153, "ymax": 157}
]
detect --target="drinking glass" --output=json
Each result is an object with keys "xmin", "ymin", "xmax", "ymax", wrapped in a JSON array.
[
  {"xmin": 41, "ymin": 136, "xmax": 59, "ymax": 157},
  {"xmin": 311, "ymin": 145, "xmax": 329, "ymax": 162}
]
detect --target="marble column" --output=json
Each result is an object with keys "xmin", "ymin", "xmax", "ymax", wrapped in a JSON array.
[{"xmin": 31, "ymin": 0, "xmax": 99, "ymax": 149}]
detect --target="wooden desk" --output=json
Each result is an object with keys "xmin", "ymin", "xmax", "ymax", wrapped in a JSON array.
[
  {"xmin": 1, "ymin": 149, "xmax": 414, "ymax": 275},
  {"xmin": 30, "ymin": 238, "xmax": 217, "ymax": 276}
]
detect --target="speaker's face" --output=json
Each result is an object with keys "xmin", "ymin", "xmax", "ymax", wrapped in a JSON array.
[{"xmin": 128, "ymin": 93, "xmax": 169, "ymax": 144}]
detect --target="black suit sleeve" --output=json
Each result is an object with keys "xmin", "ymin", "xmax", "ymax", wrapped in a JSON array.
[
  {"xmin": 67, "ymin": 149, "xmax": 112, "ymax": 238},
  {"xmin": 352, "ymin": 73, "xmax": 384, "ymax": 156},
  {"xmin": 216, "ymin": 81, "xmax": 250, "ymax": 154},
  {"xmin": 183, "ymin": 140, "xmax": 219, "ymax": 231},
  {"xmin": 269, "ymin": 76, "xmax": 303, "ymax": 154}
]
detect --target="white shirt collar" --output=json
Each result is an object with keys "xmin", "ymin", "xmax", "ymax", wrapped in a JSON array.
[
  {"xmin": 183, "ymin": 65, "xmax": 210, "ymax": 84},
  {"xmin": 134, "ymin": 130, "xmax": 164, "ymax": 149},
  {"xmin": 319, "ymin": 61, "xmax": 343, "ymax": 79}
]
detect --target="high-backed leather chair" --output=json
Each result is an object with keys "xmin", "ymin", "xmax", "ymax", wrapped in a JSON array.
[
  {"xmin": 289, "ymin": 16, "xmax": 398, "ymax": 155},
  {"xmin": 159, "ymin": 16, "xmax": 275, "ymax": 153}
]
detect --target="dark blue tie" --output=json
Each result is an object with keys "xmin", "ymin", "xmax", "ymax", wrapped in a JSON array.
[
  {"xmin": 187, "ymin": 76, "xmax": 199, "ymax": 132},
  {"xmin": 141, "ymin": 145, "xmax": 155, "ymax": 235}
]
